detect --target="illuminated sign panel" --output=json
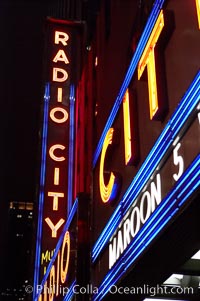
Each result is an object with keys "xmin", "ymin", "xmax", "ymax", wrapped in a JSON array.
[
  {"xmin": 34, "ymin": 18, "xmax": 82, "ymax": 297},
  {"xmin": 41, "ymin": 22, "xmax": 71, "ymax": 277},
  {"xmin": 92, "ymin": 0, "xmax": 200, "ymax": 300}
]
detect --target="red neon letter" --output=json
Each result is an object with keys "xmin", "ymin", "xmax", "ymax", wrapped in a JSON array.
[
  {"xmin": 123, "ymin": 89, "xmax": 133, "ymax": 165},
  {"xmin": 45, "ymin": 218, "xmax": 65, "ymax": 238},
  {"xmin": 99, "ymin": 128, "xmax": 119, "ymax": 203},
  {"xmin": 49, "ymin": 144, "xmax": 66, "ymax": 162},
  {"xmin": 138, "ymin": 10, "xmax": 164, "ymax": 120},
  {"xmin": 55, "ymin": 31, "xmax": 69, "ymax": 46},
  {"xmin": 57, "ymin": 88, "xmax": 63, "ymax": 103},
  {"xmin": 53, "ymin": 49, "xmax": 69, "ymax": 64},
  {"xmin": 53, "ymin": 68, "xmax": 68, "ymax": 82},
  {"xmin": 54, "ymin": 167, "xmax": 60, "ymax": 185},
  {"xmin": 50, "ymin": 107, "xmax": 68, "ymax": 124},
  {"xmin": 48, "ymin": 192, "xmax": 64, "ymax": 211}
]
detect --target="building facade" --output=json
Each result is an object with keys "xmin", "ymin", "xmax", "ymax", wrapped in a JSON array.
[{"xmin": 33, "ymin": 1, "xmax": 200, "ymax": 301}]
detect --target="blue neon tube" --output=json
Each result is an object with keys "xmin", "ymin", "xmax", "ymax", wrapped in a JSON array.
[
  {"xmin": 63, "ymin": 280, "xmax": 77, "ymax": 301},
  {"xmin": 92, "ymin": 0, "xmax": 166, "ymax": 168},
  {"xmin": 92, "ymin": 71, "xmax": 200, "ymax": 262},
  {"xmin": 68, "ymin": 84, "xmax": 75, "ymax": 216},
  {"xmin": 33, "ymin": 83, "xmax": 50, "ymax": 299},
  {"xmin": 93, "ymin": 155, "xmax": 199, "ymax": 300},
  {"xmin": 34, "ymin": 198, "xmax": 78, "ymax": 301}
]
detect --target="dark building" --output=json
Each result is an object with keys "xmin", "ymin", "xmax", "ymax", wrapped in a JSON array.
[{"xmin": 0, "ymin": 202, "xmax": 34, "ymax": 301}]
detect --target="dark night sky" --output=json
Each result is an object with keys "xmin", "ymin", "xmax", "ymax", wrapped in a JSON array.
[
  {"xmin": 0, "ymin": 1, "xmax": 48, "ymax": 202},
  {"xmin": 0, "ymin": 0, "xmax": 49, "ymax": 276}
]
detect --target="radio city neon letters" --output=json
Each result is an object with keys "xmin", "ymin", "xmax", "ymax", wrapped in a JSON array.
[
  {"xmin": 99, "ymin": 5, "xmax": 199, "ymax": 204},
  {"xmin": 44, "ymin": 29, "xmax": 70, "ymax": 237},
  {"xmin": 99, "ymin": 128, "xmax": 119, "ymax": 203},
  {"xmin": 138, "ymin": 10, "xmax": 164, "ymax": 120},
  {"xmin": 55, "ymin": 31, "xmax": 69, "ymax": 45},
  {"xmin": 123, "ymin": 89, "xmax": 132, "ymax": 165},
  {"xmin": 99, "ymin": 10, "xmax": 165, "ymax": 203}
]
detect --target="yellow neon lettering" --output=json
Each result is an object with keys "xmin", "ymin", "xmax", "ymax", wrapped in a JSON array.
[
  {"xmin": 50, "ymin": 107, "xmax": 68, "ymax": 123},
  {"xmin": 48, "ymin": 192, "xmax": 64, "ymax": 211},
  {"xmin": 41, "ymin": 250, "xmax": 51, "ymax": 265},
  {"xmin": 49, "ymin": 265, "xmax": 55, "ymax": 301},
  {"xmin": 196, "ymin": 0, "xmax": 200, "ymax": 28},
  {"xmin": 49, "ymin": 144, "xmax": 66, "ymax": 162},
  {"xmin": 45, "ymin": 218, "xmax": 65, "ymax": 238},
  {"xmin": 99, "ymin": 128, "xmax": 117, "ymax": 203},
  {"xmin": 138, "ymin": 10, "xmax": 164, "ymax": 120},
  {"xmin": 123, "ymin": 89, "xmax": 132, "ymax": 165},
  {"xmin": 55, "ymin": 31, "xmax": 69, "ymax": 46},
  {"xmin": 57, "ymin": 88, "xmax": 62, "ymax": 103},
  {"xmin": 53, "ymin": 49, "xmax": 70, "ymax": 64},
  {"xmin": 54, "ymin": 167, "xmax": 60, "ymax": 185},
  {"xmin": 53, "ymin": 67, "xmax": 68, "ymax": 82},
  {"xmin": 56, "ymin": 251, "xmax": 60, "ymax": 296},
  {"xmin": 60, "ymin": 231, "xmax": 70, "ymax": 283}
]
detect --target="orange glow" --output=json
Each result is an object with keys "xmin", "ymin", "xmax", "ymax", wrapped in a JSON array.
[
  {"xmin": 57, "ymin": 88, "xmax": 63, "ymax": 103},
  {"xmin": 60, "ymin": 231, "xmax": 70, "ymax": 283},
  {"xmin": 99, "ymin": 128, "xmax": 116, "ymax": 203},
  {"xmin": 50, "ymin": 107, "xmax": 68, "ymax": 123},
  {"xmin": 48, "ymin": 192, "xmax": 64, "ymax": 211},
  {"xmin": 43, "ymin": 282, "xmax": 47, "ymax": 301},
  {"xmin": 53, "ymin": 67, "xmax": 68, "ymax": 82},
  {"xmin": 123, "ymin": 89, "xmax": 132, "ymax": 165},
  {"xmin": 138, "ymin": 10, "xmax": 164, "ymax": 120},
  {"xmin": 196, "ymin": 0, "xmax": 200, "ymax": 28},
  {"xmin": 147, "ymin": 50, "xmax": 158, "ymax": 118},
  {"xmin": 55, "ymin": 31, "xmax": 69, "ymax": 46},
  {"xmin": 56, "ymin": 251, "xmax": 60, "ymax": 296},
  {"xmin": 45, "ymin": 218, "xmax": 65, "ymax": 238},
  {"xmin": 54, "ymin": 167, "xmax": 60, "ymax": 185},
  {"xmin": 49, "ymin": 144, "xmax": 66, "ymax": 162},
  {"xmin": 49, "ymin": 265, "xmax": 55, "ymax": 301},
  {"xmin": 53, "ymin": 49, "xmax": 69, "ymax": 64}
]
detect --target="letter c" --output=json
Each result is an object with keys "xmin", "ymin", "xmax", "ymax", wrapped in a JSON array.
[
  {"xmin": 49, "ymin": 144, "xmax": 66, "ymax": 162},
  {"xmin": 99, "ymin": 128, "xmax": 119, "ymax": 203}
]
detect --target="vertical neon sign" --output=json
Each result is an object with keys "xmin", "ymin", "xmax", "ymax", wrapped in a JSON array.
[{"xmin": 34, "ymin": 19, "xmax": 76, "ymax": 291}]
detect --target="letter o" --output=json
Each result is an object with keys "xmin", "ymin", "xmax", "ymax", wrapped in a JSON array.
[
  {"xmin": 130, "ymin": 207, "xmax": 140, "ymax": 237},
  {"xmin": 50, "ymin": 107, "xmax": 68, "ymax": 124},
  {"xmin": 60, "ymin": 231, "xmax": 70, "ymax": 283},
  {"xmin": 140, "ymin": 191, "xmax": 151, "ymax": 224}
]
